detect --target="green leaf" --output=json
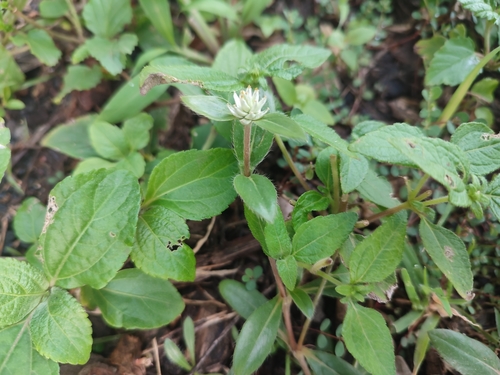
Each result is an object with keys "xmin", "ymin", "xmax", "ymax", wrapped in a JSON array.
[
  {"xmin": 289, "ymin": 288, "xmax": 314, "ymax": 319},
  {"xmin": 140, "ymin": 64, "xmax": 242, "ymax": 94},
  {"xmin": 81, "ymin": 269, "xmax": 184, "ymax": 329},
  {"xmin": 187, "ymin": 0, "xmax": 238, "ymax": 21},
  {"xmin": 264, "ymin": 213, "xmax": 292, "ymax": 259},
  {"xmin": 12, "ymin": 29, "xmax": 61, "ymax": 66},
  {"xmin": 299, "ymin": 98, "xmax": 335, "ymax": 126},
  {"xmin": 73, "ymin": 157, "xmax": 115, "ymax": 175},
  {"xmin": 84, "ymin": 34, "xmax": 138, "ymax": 75},
  {"xmin": 89, "ymin": 121, "xmax": 130, "ymax": 160},
  {"xmin": 0, "ymin": 258, "xmax": 48, "ymax": 328},
  {"xmin": 306, "ymin": 350, "xmax": 364, "ymax": 375},
  {"xmin": 138, "ymin": 0, "xmax": 176, "ymax": 46},
  {"xmin": 357, "ymin": 168, "xmax": 399, "ymax": 208},
  {"xmin": 486, "ymin": 174, "xmax": 500, "ymax": 221},
  {"xmin": 471, "ymin": 77, "xmax": 498, "ymax": 103},
  {"xmin": 277, "ymin": 256, "xmax": 297, "ymax": 291},
  {"xmin": 388, "ymin": 136, "xmax": 469, "ymax": 194},
  {"xmin": 415, "ymin": 35, "xmax": 446, "ymax": 66},
  {"xmin": 99, "ymin": 75, "xmax": 167, "ymax": 124},
  {"xmin": 242, "ymin": 0, "xmax": 272, "ymax": 24},
  {"xmin": 429, "ymin": 328, "xmax": 500, "ymax": 375},
  {"xmin": 164, "ymin": 339, "xmax": 192, "ymax": 371},
  {"xmin": 272, "ymin": 77, "xmax": 297, "ymax": 106},
  {"xmin": 115, "ymin": 152, "xmax": 144, "ymax": 181},
  {"xmin": 413, "ymin": 314, "xmax": 440, "ymax": 374},
  {"xmin": 233, "ymin": 121, "xmax": 274, "ymax": 173},
  {"xmin": 41, "ymin": 115, "xmax": 99, "ymax": 159},
  {"xmin": 232, "ymin": 297, "xmax": 282, "ymax": 375},
  {"xmin": 83, "ymin": 0, "xmax": 132, "ymax": 38},
  {"xmin": 244, "ymin": 204, "xmax": 269, "ymax": 254},
  {"xmin": 349, "ymin": 214, "xmax": 407, "ymax": 283},
  {"xmin": 181, "ymin": 95, "xmax": 234, "ymax": 122},
  {"xmin": 40, "ymin": 0, "xmax": 68, "ymax": 18},
  {"xmin": 451, "ymin": 122, "xmax": 500, "ymax": 175},
  {"xmin": 219, "ymin": 280, "xmax": 267, "ymax": 319},
  {"xmin": 349, "ymin": 123, "xmax": 424, "ymax": 167},
  {"xmin": 183, "ymin": 317, "xmax": 195, "ymax": 365},
  {"xmin": 459, "ymin": 0, "xmax": 500, "ymax": 23},
  {"xmin": 4, "ymin": 99, "xmax": 25, "ymax": 110},
  {"xmin": 234, "ymin": 174, "xmax": 278, "ymax": 223},
  {"xmin": 343, "ymin": 302, "xmax": 396, "ymax": 375},
  {"xmin": 426, "ymin": 37, "xmax": 480, "ymax": 86},
  {"xmin": 315, "ymin": 147, "xmax": 337, "ymax": 190},
  {"xmin": 291, "ymin": 190, "xmax": 329, "ymax": 231},
  {"xmin": 292, "ymin": 213, "xmax": 357, "ymax": 264},
  {"xmin": 419, "ymin": 219, "xmax": 474, "ymax": 300},
  {"xmin": 0, "ymin": 321, "xmax": 59, "ymax": 375},
  {"xmin": 293, "ymin": 114, "xmax": 354, "ymax": 156},
  {"xmin": 339, "ymin": 152, "xmax": 368, "ymax": 193},
  {"xmin": 131, "ymin": 206, "xmax": 195, "ymax": 281},
  {"xmin": 13, "ymin": 197, "xmax": 46, "ymax": 244},
  {"xmin": 30, "ymin": 287, "xmax": 91, "ymax": 364},
  {"xmin": 213, "ymin": 40, "xmax": 253, "ymax": 78},
  {"xmin": 0, "ymin": 45, "xmax": 24, "ymax": 91},
  {"xmin": 55, "ymin": 65, "xmax": 102, "ymax": 103},
  {"xmin": 251, "ymin": 44, "xmax": 331, "ymax": 77},
  {"xmin": 122, "ymin": 113, "xmax": 154, "ymax": 151},
  {"xmin": 345, "ymin": 25, "xmax": 377, "ymax": 46},
  {"xmin": 145, "ymin": 149, "xmax": 238, "ymax": 219},
  {"xmin": 254, "ymin": 112, "xmax": 307, "ymax": 141},
  {"xmin": 41, "ymin": 169, "xmax": 141, "ymax": 289}
]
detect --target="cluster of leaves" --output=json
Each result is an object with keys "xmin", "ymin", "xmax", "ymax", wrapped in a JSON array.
[{"xmin": 3, "ymin": 0, "xmax": 500, "ymax": 375}]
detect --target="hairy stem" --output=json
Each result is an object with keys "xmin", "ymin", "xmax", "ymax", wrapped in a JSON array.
[
  {"xmin": 64, "ymin": 0, "xmax": 84, "ymax": 42},
  {"xmin": 365, "ymin": 202, "xmax": 411, "ymax": 223},
  {"xmin": 422, "ymin": 195, "xmax": 449, "ymax": 206},
  {"xmin": 298, "ymin": 262, "xmax": 343, "ymax": 286},
  {"xmin": 243, "ymin": 123, "xmax": 252, "ymax": 177},
  {"xmin": 409, "ymin": 173, "xmax": 430, "ymax": 201},
  {"xmin": 275, "ymin": 135, "xmax": 310, "ymax": 191},
  {"xmin": 187, "ymin": 9, "xmax": 219, "ymax": 55},
  {"xmin": 330, "ymin": 154, "xmax": 341, "ymax": 213}
]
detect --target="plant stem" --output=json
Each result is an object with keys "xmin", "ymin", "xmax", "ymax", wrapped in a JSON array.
[
  {"xmin": 409, "ymin": 173, "xmax": 430, "ymax": 201},
  {"xmin": 297, "ymin": 262, "xmax": 342, "ymax": 285},
  {"xmin": 243, "ymin": 123, "xmax": 252, "ymax": 177},
  {"xmin": 187, "ymin": 9, "xmax": 219, "ymax": 55},
  {"xmin": 422, "ymin": 195, "xmax": 449, "ymax": 206},
  {"xmin": 438, "ymin": 45, "xmax": 500, "ymax": 127},
  {"xmin": 297, "ymin": 263, "xmax": 334, "ymax": 349},
  {"xmin": 64, "ymin": 0, "xmax": 84, "ymax": 42},
  {"xmin": 330, "ymin": 154, "xmax": 341, "ymax": 213},
  {"xmin": 269, "ymin": 258, "xmax": 297, "ymax": 351},
  {"xmin": 201, "ymin": 125, "xmax": 218, "ymax": 150},
  {"xmin": 484, "ymin": 20, "xmax": 493, "ymax": 55},
  {"xmin": 365, "ymin": 202, "xmax": 411, "ymax": 223},
  {"xmin": 275, "ymin": 134, "xmax": 310, "ymax": 191}
]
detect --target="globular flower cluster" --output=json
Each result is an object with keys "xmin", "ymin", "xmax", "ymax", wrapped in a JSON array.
[{"xmin": 227, "ymin": 86, "xmax": 269, "ymax": 126}]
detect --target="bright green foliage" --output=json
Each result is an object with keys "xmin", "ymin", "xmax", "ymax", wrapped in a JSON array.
[
  {"xmin": 232, "ymin": 297, "xmax": 283, "ymax": 375},
  {"xmin": 244, "ymin": 204, "xmax": 269, "ymax": 254},
  {"xmin": 181, "ymin": 95, "xmax": 235, "ymax": 122},
  {"xmin": 289, "ymin": 288, "xmax": 314, "ymax": 319},
  {"xmin": 234, "ymin": 174, "xmax": 278, "ymax": 223},
  {"xmin": 41, "ymin": 169, "xmax": 141, "ymax": 289},
  {"xmin": 213, "ymin": 40, "xmax": 253, "ymax": 77},
  {"xmin": 451, "ymin": 122, "xmax": 500, "ymax": 176},
  {"xmin": 425, "ymin": 37, "xmax": 480, "ymax": 86},
  {"xmin": 264, "ymin": 213, "xmax": 292, "ymax": 259},
  {"xmin": 219, "ymin": 280, "xmax": 267, "ymax": 320},
  {"xmin": 89, "ymin": 121, "xmax": 130, "ymax": 160},
  {"xmin": 131, "ymin": 206, "xmax": 195, "ymax": 281},
  {"xmin": 485, "ymin": 174, "xmax": 500, "ymax": 221},
  {"xmin": 0, "ymin": 46, "xmax": 24, "ymax": 92},
  {"xmin": 349, "ymin": 214, "xmax": 407, "ymax": 283},
  {"xmin": 419, "ymin": 219, "xmax": 474, "ymax": 300},
  {"xmin": 30, "ymin": 287, "xmax": 92, "ymax": 364},
  {"xmin": 429, "ymin": 329, "xmax": 500, "ymax": 375},
  {"xmin": 13, "ymin": 197, "xmax": 46, "ymax": 244},
  {"xmin": 82, "ymin": 0, "xmax": 132, "ymax": 38},
  {"xmin": 242, "ymin": 0, "xmax": 272, "ymax": 24},
  {"xmin": 138, "ymin": 0, "xmax": 175, "ymax": 45},
  {"xmin": 339, "ymin": 153, "xmax": 369, "ymax": 193},
  {"xmin": 233, "ymin": 122, "xmax": 274, "ymax": 173},
  {"xmin": 306, "ymin": 350, "xmax": 364, "ymax": 375},
  {"xmin": 39, "ymin": 0, "xmax": 68, "ymax": 18},
  {"xmin": 122, "ymin": 113, "xmax": 153, "ymax": 150},
  {"xmin": 277, "ymin": 256, "xmax": 298, "ymax": 290},
  {"xmin": 255, "ymin": 113, "xmax": 307, "ymax": 141},
  {"xmin": 292, "ymin": 213, "xmax": 357, "ymax": 264},
  {"xmin": 55, "ymin": 65, "xmax": 102, "ymax": 103},
  {"xmin": 471, "ymin": 77, "xmax": 498, "ymax": 103},
  {"xmin": 184, "ymin": 0, "xmax": 238, "ymax": 21},
  {"xmin": 459, "ymin": 0, "xmax": 500, "ymax": 24},
  {"xmin": 164, "ymin": 338, "xmax": 192, "ymax": 371},
  {"xmin": 81, "ymin": 269, "xmax": 184, "ymax": 329},
  {"xmin": 0, "ymin": 322, "xmax": 59, "ymax": 375},
  {"xmin": 0, "ymin": 259, "xmax": 48, "ymax": 328},
  {"xmin": 145, "ymin": 149, "xmax": 238, "ymax": 220},
  {"xmin": 11, "ymin": 29, "xmax": 61, "ymax": 67},
  {"xmin": 41, "ymin": 115, "xmax": 99, "ymax": 159},
  {"xmin": 413, "ymin": 314, "xmax": 440, "ymax": 374},
  {"xmin": 0, "ymin": 124, "xmax": 10, "ymax": 180},
  {"xmin": 343, "ymin": 302, "xmax": 396, "ymax": 375},
  {"xmin": 291, "ymin": 191, "xmax": 330, "ymax": 230}
]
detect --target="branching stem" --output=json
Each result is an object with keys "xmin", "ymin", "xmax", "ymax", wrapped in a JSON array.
[
  {"xmin": 243, "ymin": 123, "xmax": 252, "ymax": 177},
  {"xmin": 275, "ymin": 135, "xmax": 310, "ymax": 191}
]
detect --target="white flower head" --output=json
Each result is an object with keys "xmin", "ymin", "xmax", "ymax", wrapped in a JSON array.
[{"xmin": 227, "ymin": 86, "xmax": 269, "ymax": 126}]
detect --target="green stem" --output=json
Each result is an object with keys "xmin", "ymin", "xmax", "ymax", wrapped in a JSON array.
[
  {"xmin": 422, "ymin": 195, "xmax": 449, "ymax": 206},
  {"xmin": 201, "ymin": 125, "xmax": 218, "ymax": 150},
  {"xmin": 365, "ymin": 202, "xmax": 411, "ymax": 223},
  {"xmin": 275, "ymin": 134, "xmax": 310, "ymax": 191},
  {"xmin": 484, "ymin": 20, "xmax": 493, "ymax": 55},
  {"xmin": 330, "ymin": 154, "xmax": 341, "ymax": 213},
  {"xmin": 409, "ymin": 173, "xmax": 430, "ymax": 201},
  {"xmin": 176, "ymin": 46, "xmax": 212, "ymax": 64},
  {"xmin": 243, "ymin": 123, "xmax": 252, "ymax": 177},
  {"xmin": 187, "ymin": 9, "xmax": 219, "ymax": 55},
  {"xmin": 297, "ymin": 263, "xmax": 334, "ymax": 349},
  {"xmin": 298, "ymin": 262, "xmax": 342, "ymax": 286},
  {"xmin": 438, "ymin": 45, "xmax": 500, "ymax": 127},
  {"xmin": 64, "ymin": 0, "xmax": 84, "ymax": 42}
]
